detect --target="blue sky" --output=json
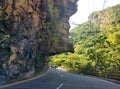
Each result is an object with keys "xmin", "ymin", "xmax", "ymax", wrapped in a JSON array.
[{"xmin": 69, "ymin": 0, "xmax": 120, "ymax": 29}]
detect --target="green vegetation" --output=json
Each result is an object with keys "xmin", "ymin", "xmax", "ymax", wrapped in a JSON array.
[
  {"xmin": 49, "ymin": 4, "xmax": 120, "ymax": 80},
  {"xmin": 0, "ymin": 11, "xmax": 11, "ymax": 60},
  {"xmin": 35, "ymin": 51, "xmax": 44, "ymax": 73}
]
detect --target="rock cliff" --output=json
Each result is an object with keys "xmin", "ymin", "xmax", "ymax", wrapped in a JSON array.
[{"xmin": 0, "ymin": 0, "xmax": 78, "ymax": 80}]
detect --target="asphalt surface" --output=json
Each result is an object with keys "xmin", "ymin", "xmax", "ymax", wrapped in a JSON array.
[{"xmin": 0, "ymin": 68, "xmax": 120, "ymax": 89}]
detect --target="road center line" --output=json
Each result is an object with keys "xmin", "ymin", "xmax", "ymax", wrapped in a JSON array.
[{"xmin": 56, "ymin": 83, "xmax": 63, "ymax": 89}]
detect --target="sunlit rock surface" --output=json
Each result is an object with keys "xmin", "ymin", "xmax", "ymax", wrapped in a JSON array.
[{"xmin": 0, "ymin": 0, "xmax": 78, "ymax": 80}]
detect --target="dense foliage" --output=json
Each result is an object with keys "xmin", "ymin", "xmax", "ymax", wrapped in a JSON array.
[
  {"xmin": 49, "ymin": 4, "xmax": 120, "ymax": 79},
  {"xmin": 0, "ymin": 11, "xmax": 11, "ymax": 74}
]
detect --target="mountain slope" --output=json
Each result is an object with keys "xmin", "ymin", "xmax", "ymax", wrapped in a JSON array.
[{"xmin": 49, "ymin": 4, "xmax": 120, "ymax": 80}]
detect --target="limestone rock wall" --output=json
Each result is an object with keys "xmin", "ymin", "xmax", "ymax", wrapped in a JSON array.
[{"xmin": 0, "ymin": 0, "xmax": 78, "ymax": 80}]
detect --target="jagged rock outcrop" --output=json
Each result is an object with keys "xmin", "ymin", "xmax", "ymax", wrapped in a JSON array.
[{"xmin": 0, "ymin": 0, "xmax": 78, "ymax": 80}]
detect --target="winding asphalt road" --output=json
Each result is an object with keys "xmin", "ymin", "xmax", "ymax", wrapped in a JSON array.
[{"xmin": 0, "ymin": 68, "xmax": 120, "ymax": 89}]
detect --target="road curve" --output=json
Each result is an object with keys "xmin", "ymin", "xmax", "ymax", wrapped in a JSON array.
[{"xmin": 0, "ymin": 68, "xmax": 120, "ymax": 89}]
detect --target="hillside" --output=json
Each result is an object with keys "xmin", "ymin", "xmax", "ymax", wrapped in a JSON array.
[{"xmin": 49, "ymin": 4, "xmax": 120, "ymax": 80}]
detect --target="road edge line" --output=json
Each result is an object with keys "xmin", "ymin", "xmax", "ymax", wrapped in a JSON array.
[
  {"xmin": 0, "ymin": 70, "xmax": 49, "ymax": 89},
  {"xmin": 56, "ymin": 83, "xmax": 63, "ymax": 89}
]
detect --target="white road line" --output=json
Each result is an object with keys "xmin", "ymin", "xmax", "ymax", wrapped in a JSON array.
[
  {"xmin": 56, "ymin": 83, "xmax": 63, "ymax": 89},
  {"xmin": 0, "ymin": 71, "xmax": 48, "ymax": 89}
]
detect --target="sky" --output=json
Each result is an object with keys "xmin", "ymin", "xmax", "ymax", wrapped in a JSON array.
[{"xmin": 69, "ymin": 0, "xmax": 120, "ymax": 30}]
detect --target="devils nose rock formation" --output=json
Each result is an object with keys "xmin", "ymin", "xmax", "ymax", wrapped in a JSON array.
[{"xmin": 0, "ymin": 0, "xmax": 78, "ymax": 80}]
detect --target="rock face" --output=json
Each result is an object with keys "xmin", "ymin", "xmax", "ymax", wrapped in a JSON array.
[{"xmin": 0, "ymin": 0, "xmax": 78, "ymax": 80}]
